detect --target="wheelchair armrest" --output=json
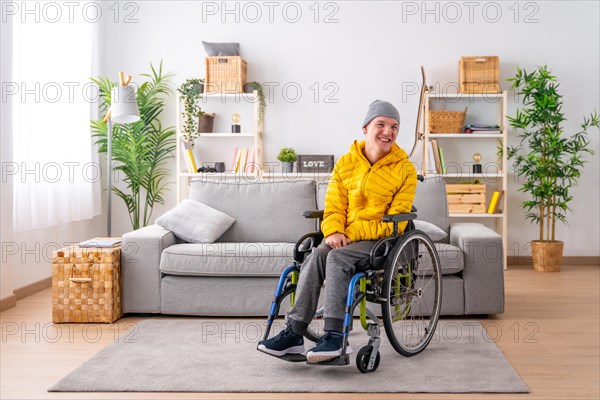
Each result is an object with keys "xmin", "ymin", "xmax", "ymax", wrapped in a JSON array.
[
  {"xmin": 303, "ymin": 210, "xmax": 324, "ymax": 219},
  {"xmin": 382, "ymin": 212, "xmax": 417, "ymax": 222},
  {"xmin": 365, "ymin": 236, "xmax": 399, "ymax": 270},
  {"xmin": 293, "ymin": 231, "xmax": 324, "ymax": 264}
]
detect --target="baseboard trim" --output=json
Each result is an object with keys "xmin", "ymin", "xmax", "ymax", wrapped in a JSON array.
[
  {"xmin": 0, "ymin": 277, "xmax": 52, "ymax": 313},
  {"xmin": 509, "ymin": 256, "xmax": 600, "ymax": 266},
  {"xmin": 13, "ymin": 277, "xmax": 52, "ymax": 300},
  {"xmin": 0, "ymin": 294, "xmax": 18, "ymax": 313}
]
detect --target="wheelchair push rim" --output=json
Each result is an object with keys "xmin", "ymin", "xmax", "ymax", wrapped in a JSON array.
[{"xmin": 382, "ymin": 230, "xmax": 442, "ymax": 357}]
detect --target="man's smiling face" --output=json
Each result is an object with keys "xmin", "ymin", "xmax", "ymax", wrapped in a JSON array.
[{"xmin": 363, "ymin": 116, "xmax": 399, "ymax": 156}]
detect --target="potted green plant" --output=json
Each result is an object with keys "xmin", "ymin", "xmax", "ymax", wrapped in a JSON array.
[
  {"xmin": 507, "ymin": 65, "xmax": 599, "ymax": 272},
  {"xmin": 197, "ymin": 109, "xmax": 216, "ymax": 133},
  {"xmin": 90, "ymin": 61, "xmax": 176, "ymax": 230},
  {"xmin": 277, "ymin": 147, "xmax": 297, "ymax": 173},
  {"xmin": 244, "ymin": 81, "xmax": 266, "ymax": 129},
  {"xmin": 177, "ymin": 78, "xmax": 205, "ymax": 144}
]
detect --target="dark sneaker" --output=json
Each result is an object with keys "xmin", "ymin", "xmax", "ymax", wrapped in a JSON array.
[
  {"xmin": 257, "ymin": 325, "xmax": 304, "ymax": 357},
  {"xmin": 306, "ymin": 331, "xmax": 353, "ymax": 363}
]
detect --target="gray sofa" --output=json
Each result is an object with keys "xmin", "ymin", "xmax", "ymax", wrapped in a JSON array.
[{"xmin": 122, "ymin": 178, "xmax": 504, "ymax": 316}]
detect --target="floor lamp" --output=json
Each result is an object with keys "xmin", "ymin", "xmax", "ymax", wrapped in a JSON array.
[{"xmin": 107, "ymin": 83, "xmax": 140, "ymax": 236}]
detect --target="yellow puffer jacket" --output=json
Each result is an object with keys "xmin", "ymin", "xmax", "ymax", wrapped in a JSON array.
[{"xmin": 321, "ymin": 140, "xmax": 417, "ymax": 241}]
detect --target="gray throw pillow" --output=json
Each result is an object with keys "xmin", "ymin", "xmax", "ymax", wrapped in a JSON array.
[
  {"xmin": 414, "ymin": 220, "xmax": 447, "ymax": 242},
  {"xmin": 202, "ymin": 41, "xmax": 240, "ymax": 56},
  {"xmin": 155, "ymin": 199, "xmax": 235, "ymax": 243}
]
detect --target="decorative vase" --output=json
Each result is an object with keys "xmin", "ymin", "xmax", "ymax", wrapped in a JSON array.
[
  {"xmin": 531, "ymin": 240, "xmax": 564, "ymax": 272},
  {"xmin": 198, "ymin": 113, "xmax": 215, "ymax": 133},
  {"xmin": 282, "ymin": 162, "xmax": 294, "ymax": 173}
]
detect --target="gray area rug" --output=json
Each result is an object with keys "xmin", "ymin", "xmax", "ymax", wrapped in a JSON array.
[{"xmin": 50, "ymin": 319, "xmax": 528, "ymax": 393}]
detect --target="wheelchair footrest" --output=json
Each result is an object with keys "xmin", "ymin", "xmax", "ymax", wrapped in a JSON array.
[
  {"xmin": 257, "ymin": 347, "xmax": 307, "ymax": 362},
  {"xmin": 279, "ymin": 353, "xmax": 308, "ymax": 362},
  {"xmin": 306, "ymin": 354, "xmax": 350, "ymax": 366}
]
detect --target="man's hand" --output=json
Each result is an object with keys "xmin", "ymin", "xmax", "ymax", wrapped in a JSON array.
[{"xmin": 325, "ymin": 233, "xmax": 352, "ymax": 249}]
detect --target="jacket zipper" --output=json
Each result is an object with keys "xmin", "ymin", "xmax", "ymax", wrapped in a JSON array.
[{"xmin": 360, "ymin": 165, "xmax": 372, "ymax": 199}]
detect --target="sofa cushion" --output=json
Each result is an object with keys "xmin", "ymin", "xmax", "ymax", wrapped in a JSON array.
[
  {"xmin": 188, "ymin": 180, "xmax": 317, "ymax": 243},
  {"xmin": 414, "ymin": 177, "xmax": 450, "ymax": 243},
  {"xmin": 435, "ymin": 243, "xmax": 464, "ymax": 274},
  {"xmin": 155, "ymin": 199, "xmax": 235, "ymax": 243},
  {"xmin": 202, "ymin": 41, "xmax": 240, "ymax": 56},
  {"xmin": 317, "ymin": 181, "xmax": 328, "ymax": 210},
  {"xmin": 160, "ymin": 243, "xmax": 294, "ymax": 277},
  {"xmin": 415, "ymin": 243, "xmax": 463, "ymax": 275},
  {"xmin": 414, "ymin": 220, "xmax": 447, "ymax": 242}
]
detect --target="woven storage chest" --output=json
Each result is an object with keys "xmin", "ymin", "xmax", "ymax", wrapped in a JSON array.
[
  {"xmin": 459, "ymin": 56, "xmax": 500, "ymax": 93},
  {"xmin": 204, "ymin": 56, "xmax": 247, "ymax": 94},
  {"xmin": 52, "ymin": 244, "xmax": 122, "ymax": 323},
  {"xmin": 428, "ymin": 107, "xmax": 468, "ymax": 133},
  {"xmin": 445, "ymin": 184, "xmax": 487, "ymax": 214}
]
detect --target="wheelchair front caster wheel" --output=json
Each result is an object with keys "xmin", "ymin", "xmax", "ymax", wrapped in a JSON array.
[{"xmin": 356, "ymin": 346, "xmax": 380, "ymax": 373}]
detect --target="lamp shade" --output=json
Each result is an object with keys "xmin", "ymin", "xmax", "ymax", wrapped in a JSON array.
[{"xmin": 111, "ymin": 86, "xmax": 140, "ymax": 124}]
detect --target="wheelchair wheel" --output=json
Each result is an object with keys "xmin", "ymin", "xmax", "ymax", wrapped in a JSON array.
[
  {"xmin": 356, "ymin": 346, "xmax": 380, "ymax": 373},
  {"xmin": 382, "ymin": 230, "xmax": 442, "ymax": 357}
]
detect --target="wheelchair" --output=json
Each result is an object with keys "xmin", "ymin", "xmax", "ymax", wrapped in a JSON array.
[{"xmin": 258, "ymin": 176, "xmax": 442, "ymax": 373}]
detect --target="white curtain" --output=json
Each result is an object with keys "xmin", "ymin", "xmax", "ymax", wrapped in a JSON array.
[{"xmin": 12, "ymin": 6, "xmax": 101, "ymax": 232}]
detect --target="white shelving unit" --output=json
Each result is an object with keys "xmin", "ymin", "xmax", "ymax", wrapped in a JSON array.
[
  {"xmin": 176, "ymin": 91, "xmax": 263, "ymax": 202},
  {"xmin": 423, "ymin": 91, "xmax": 508, "ymax": 269}
]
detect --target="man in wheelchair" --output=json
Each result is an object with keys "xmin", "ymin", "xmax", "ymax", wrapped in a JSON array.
[{"xmin": 258, "ymin": 100, "xmax": 418, "ymax": 364}]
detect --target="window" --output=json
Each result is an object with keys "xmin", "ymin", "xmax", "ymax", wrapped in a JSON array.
[{"xmin": 11, "ymin": 2, "xmax": 101, "ymax": 231}]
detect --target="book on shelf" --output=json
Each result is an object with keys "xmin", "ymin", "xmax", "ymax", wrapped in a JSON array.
[
  {"xmin": 427, "ymin": 141, "xmax": 437, "ymax": 173},
  {"xmin": 438, "ymin": 145, "xmax": 447, "ymax": 174},
  {"xmin": 231, "ymin": 148, "xmax": 257, "ymax": 173},
  {"xmin": 431, "ymin": 139, "xmax": 442, "ymax": 174},
  {"xmin": 465, "ymin": 129, "xmax": 502, "ymax": 134},
  {"xmin": 247, "ymin": 148, "xmax": 256, "ymax": 173},
  {"xmin": 239, "ymin": 148, "xmax": 249, "ymax": 173},
  {"xmin": 465, "ymin": 124, "xmax": 501, "ymax": 134},
  {"xmin": 487, "ymin": 190, "xmax": 504, "ymax": 214},
  {"xmin": 231, "ymin": 147, "xmax": 239, "ymax": 172},
  {"xmin": 232, "ymin": 148, "xmax": 242, "ymax": 172}
]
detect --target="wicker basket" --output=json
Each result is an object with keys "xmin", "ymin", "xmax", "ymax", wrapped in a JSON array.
[
  {"xmin": 445, "ymin": 184, "xmax": 487, "ymax": 214},
  {"xmin": 429, "ymin": 107, "xmax": 468, "ymax": 133},
  {"xmin": 204, "ymin": 56, "xmax": 247, "ymax": 94},
  {"xmin": 459, "ymin": 56, "xmax": 501, "ymax": 93},
  {"xmin": 52, "ymin": 244, "xmax": 122, "ymax": 323}
]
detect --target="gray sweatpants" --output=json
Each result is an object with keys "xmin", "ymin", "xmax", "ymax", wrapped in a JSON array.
[{"xmin": 287, "ymin": 240, "xmax": 377, "ymax": 335}]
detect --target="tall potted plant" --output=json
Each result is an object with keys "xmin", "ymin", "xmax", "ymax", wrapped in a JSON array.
[
  {"xmin": 91, "ymin": 61, "xmax": 176, "ymax": 230},
  {"xmin": 507, "ymin": 65, "xmax": 599, "ymax": 271}
]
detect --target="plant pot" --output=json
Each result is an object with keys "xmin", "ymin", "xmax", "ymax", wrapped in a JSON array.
[
  {"xmin": 531, "ymin": 240, "xmax": 564, "ymax": 272},
  {"xmin": 281, "ymin": 162, "xmax": 294, "ymax": 173},
  {"xmin": 198, "ymin": 113, "xmax": 215, "ymax": 133}
]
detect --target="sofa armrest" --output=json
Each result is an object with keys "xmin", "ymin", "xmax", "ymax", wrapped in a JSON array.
[
  {"xmin": 450, "ymin": 223, "xmax": 504, "ymax": 314},
  {"xmin": 122, "ymin": 224, "xmax": 177, "ymax": 314}
]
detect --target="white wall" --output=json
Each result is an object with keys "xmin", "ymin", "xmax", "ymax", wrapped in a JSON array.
[
  {"xmin": 103, "ymin": 0, "xmax": 599, "ymax": 256},
  {"xmin": 2, "ymin": 1, "xmax": 598, "ymax": 301}
]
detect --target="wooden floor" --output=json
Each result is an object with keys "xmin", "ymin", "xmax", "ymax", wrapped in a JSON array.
[{"xmin": 1, "ymin": 264, "xmax": 598, "ymax": 400}]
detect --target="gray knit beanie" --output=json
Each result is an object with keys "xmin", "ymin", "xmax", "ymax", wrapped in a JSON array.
[{"xmin": 362, "ymin": 100, "xmax": 400, "ymax": 128}]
